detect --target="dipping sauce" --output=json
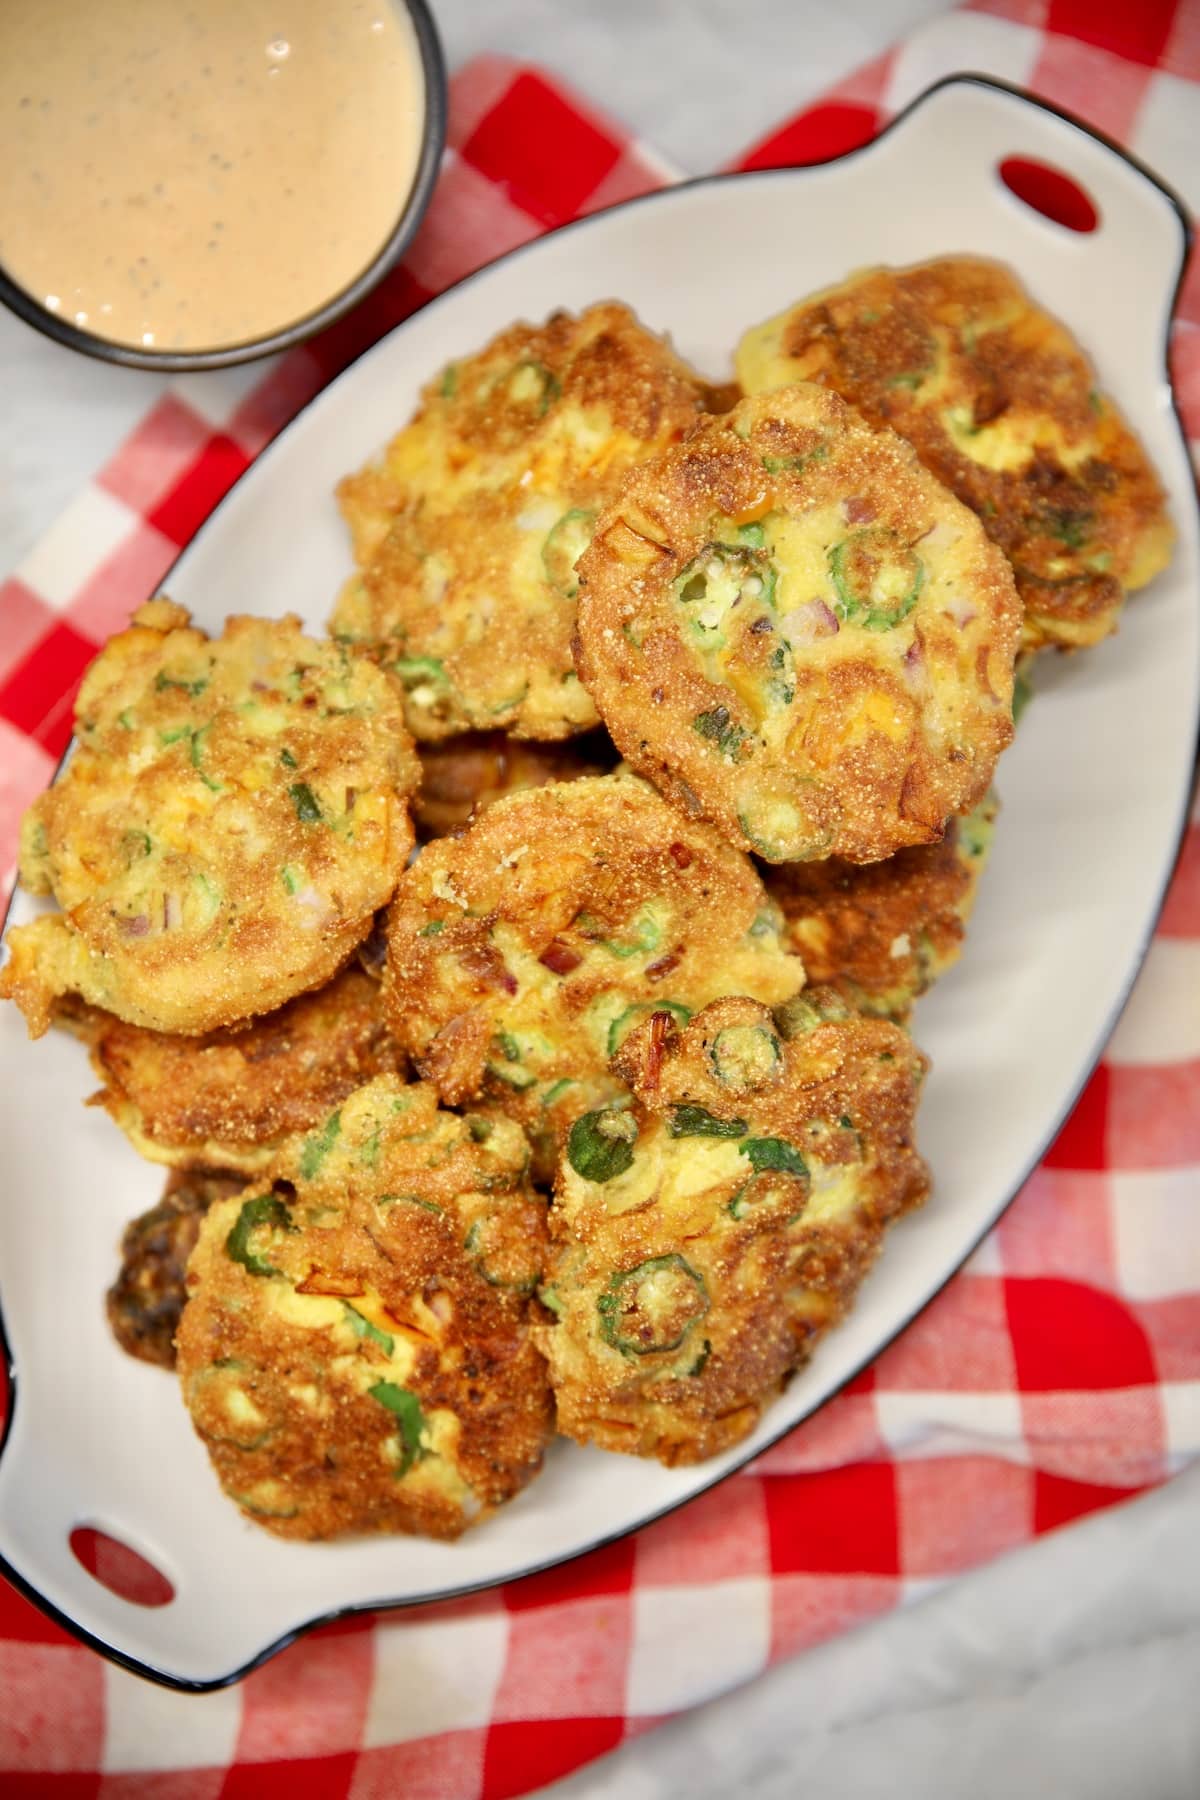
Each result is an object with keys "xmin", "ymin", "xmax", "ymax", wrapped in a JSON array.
[{"xmin": 0, "ymin": 1, "xmax": 425, "ymax": 353}]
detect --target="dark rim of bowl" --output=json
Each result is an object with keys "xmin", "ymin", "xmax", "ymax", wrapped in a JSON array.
[{"xmin": 0, "ymin": 0, "xmax": 447, "ymax": 372}]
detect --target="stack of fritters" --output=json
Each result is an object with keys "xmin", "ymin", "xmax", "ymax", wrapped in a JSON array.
[{"xmin": 0, "ymin": 271, "xmax": 1173, "ymax": 1538}]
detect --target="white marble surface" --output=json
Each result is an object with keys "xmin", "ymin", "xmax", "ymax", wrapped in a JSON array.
[{"xmin": 2, "ymin": 4, "xmax": 1196, "ymax": 1795}]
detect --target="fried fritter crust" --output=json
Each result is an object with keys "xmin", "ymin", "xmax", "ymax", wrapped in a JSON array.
[
  {"xmin": 765, "ymin": 791, "xmax": 998, "ymax": 1019},
  {"xmin": 574, "ymin": 386, "xmax": 1020, "ymax": 863},
  {"xmin": 384, "ymin": 774, "xmax": 804, "ymax": 1176},
  {"xmin": 176, "ymin": 1076, "xmax": 553, "ymax": 1540},
  {"xmin": 332, "ymin": 303, "xmax": 710, "ymax": 741},
  {"xmin": 540, "ymin": 991, "xmax": 929, "ymax": 1464},
  {"xmin": 0, "ymin": 600, "xmax": 418, "ymax": 1037},
  {"xmin": 735, "ymin": 258, "xmax": 1174, "ymax": 652},
  {"xmin": 413, "ymin": 730, "xmax": 615, "ymax": 839},
  {"xmin": 87, "ymin": 966, "xmax": 402, "ymax": 1174},
  {"xmin": 107, "ymin": 1169, "xmax": 241, "ymax": 1369}
]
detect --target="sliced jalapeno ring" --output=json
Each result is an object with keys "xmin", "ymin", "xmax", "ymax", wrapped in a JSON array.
[
  {"xmin": 225, "ymin": 1194, "xmax": 295, "ymax": 1278},
  {"xmin": 674, "ymin": 540, "xmax": 778, "ymax": 622},
  {"xmin": 597, "ymin": 1253, "xmax": 710, "ymax": 1356},
  {"xmin": 828, "ymin": 528, "xmax": 925, "ymax": 632},
  {"xmin": 710, "ymin": 1024, "xmax": 781, "ymax": 1093}
]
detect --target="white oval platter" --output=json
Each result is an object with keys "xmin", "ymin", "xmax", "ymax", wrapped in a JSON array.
[{"xmin": 0, "ymin": 76, "xmax": 1195, "ymax": 1689}]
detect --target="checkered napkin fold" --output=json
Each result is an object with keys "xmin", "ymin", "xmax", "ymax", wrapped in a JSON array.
[{"xmin": 1, "ymin": 3, "xmax": 1199, "ymax": 1796}]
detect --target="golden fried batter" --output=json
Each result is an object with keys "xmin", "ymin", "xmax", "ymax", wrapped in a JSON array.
[
  {"xmin": 540, "ymin": 991, "xmax": 929, "ymax": 1464},
  {"xmin": 574, "ymin": 386, "xmax": 1020, "ymax": 864},
  {"xmin": 384, "ymin": 773, "xmax": 804, "ymax": 1176},
  {"xmin": 413, "ymin": 730, "xmax": 615, "ymax": 839},
  {"xmin": 176, "ymin": 1076, "xmax": 552, "ymax": 1540},
  {"xmin": 332, "ymin": 303, "xmax": 710, "ymax": 740},
  {"xmin": 1, "ymin": 600, "xmax": 418, "ymax": 1037},
  {"xmin": 87, "ymin": 966, "xmax": 402, "ymax": 1174},
  {"xmin": 765, "ymin": 790, "xmax": 998, "ymax": 1019},
  {"xmin": 108, "ymin": 1169, "xmax": 241, "ymax": 1369},
  {"xmin": 735, "ymin": 258, "xmax": 1174, "ymax": 652}
]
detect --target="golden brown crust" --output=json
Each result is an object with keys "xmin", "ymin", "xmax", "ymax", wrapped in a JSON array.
[
  {"xmin": 0, "ymin": 601, "xmax": 418, "ymax": 1037},
  {"xmin": 413, "ymin": 730, "xmax": 615, "ymax": 839},
  {"xmin": 383, "ymin": 773, "xmax": 804, "ymax": 1176},
  {"xmin": 540, "ymin": 991, "xmax": 929, "ymax": 1464},
  {"xmin": 87, "ymin": 967, "xmax": 403, "ymax": 1173},
  {"xmin": 176, "ymin": 1076, "xmax": 553, "ymax": 1540},
  {"xmin": 765, "ymin": 790, "xmax": 998, "ymax": 1018},
  {"xmin": 735, "ymin": 258, "xmax": 1175, "ymax": 652},
  {"xmin": 575, "ymin": 386, "xmax": 1020, "ymax": 863},
  {"xmin": 107, "ymin": 1169, "xmax": 241, "ymax": 1369},
  {"xmin": 332, "ymin": 303, "xmax": 711, "ymax": 741}
]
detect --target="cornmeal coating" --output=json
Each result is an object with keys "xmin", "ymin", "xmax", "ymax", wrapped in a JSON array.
[
  {"xmin": 384, "ymin": 774, "xmax": 804, "ymax": 1176},
  {"xmin": 332, "ymin": 303, "xmax": 709, "ymax": 741},
  {"xmin": 735, "ymin": 258, "xmax": 1174, "ymax": 653},
  {"xmin": 765, "ymin": 790, "xmax": 998, "ymax": 1019},
  {"xmin": 108, "ymin": 1169, "xmax": 241, "ymax": 1369},
  {"xmin": 176, "ymin": 1076, "xmax": 552, "ymax": 1541},
  {"xmin": 574, "ymin": 386, "xmax": 1020, "ymax": 863},
  {"xmin": 0, "ymin": 600, "xmax": 418, "ymax": 1037},
  {"xmin": 413, "ymin": 730, "xmax": 615, "ymax": 839},
  {"xmin": 540, "ymin": 991, "xmax": 929, "ymax": 1464},
  {"xmin": 87, "ymin": 966, "xmax": 402, "ymax": 1174}
]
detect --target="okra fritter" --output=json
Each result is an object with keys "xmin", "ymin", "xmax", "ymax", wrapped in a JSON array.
[
  {"xmin": 735, "ymin": 258, "xmax": 1174, "ymax": 652},
  {"xmin": 87, "ymin": 966, "xmax": 401, "ymax": 1174},
  {"xmin": 574, "ymin": 386, "xmax": 1020, "ymax": 863},
  {"xmin": 413, "ymin": 730, "xmax": 615, "ymax": 839},
  {"xmin": 331, "ymin": 303, "xmax": 710, "ymax": 740},
  {"xmin": 176, "ymin": 1076, "xmax": 553, "ymax": 1540},
  {"xmin": 0, "ymin": 600, "xmax": 418, "ymax": 1037},
  {"xmin": 765, "ymin": 790, "xmax": 998, "ymax": 1019},
  {"xmin": 384, "ymin": 773, "xmax": 804, "ymax": 1174},
  {"xmin": 540, "ymin": 991, "xmax": 929, "ymax": 1465},
  {"xmin": 108, "ymin": 1169, "xmax": 241, "ymax": 1369}
]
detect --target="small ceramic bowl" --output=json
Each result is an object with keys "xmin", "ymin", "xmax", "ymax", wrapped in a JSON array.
[{"xmin": 0, "ymin": 0, "xmax": 446, "ymax": 373}]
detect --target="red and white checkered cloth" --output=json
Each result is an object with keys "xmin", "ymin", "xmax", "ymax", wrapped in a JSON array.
[{"xmin": 2, "ymin": 2, "xmax": 1199, "ymax": 1795}]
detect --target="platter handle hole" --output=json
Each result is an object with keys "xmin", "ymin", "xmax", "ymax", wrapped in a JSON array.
[
  {"xmin": 997, "ymin": 156, "xmax": 1099, "ymax": 233},
  {"xmin": 69, "ymin": 1525, "xmax": 175, "ymax": 1608}
]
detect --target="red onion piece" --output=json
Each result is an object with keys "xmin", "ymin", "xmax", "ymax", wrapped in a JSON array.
[
  {"xmin": 781, "ymin": 599, "xmax": 839, "ymax": 645},
  {"xmin": 538, "ymin": 939, "xmax": 583, "ymax": 976}
]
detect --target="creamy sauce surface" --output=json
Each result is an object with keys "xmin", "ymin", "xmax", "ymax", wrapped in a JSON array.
[{"xmin": 0, "ymin": 0, "xmax": 425, "ymax": 352}]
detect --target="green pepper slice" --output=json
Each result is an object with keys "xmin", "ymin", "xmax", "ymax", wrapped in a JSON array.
[
  {"xmin": 597, "ymin": 1254, "xmax": 710, "ymax": 1356},
  {"xmin": 368, "ymin": 1381, "xmax": 430, "ymax": 1478},
  {"xmin": 667, "ymin": 1104, "xmax": 747, "ymax": 1139},
  {"xmin": 693, "ymin": 706, "xmax": 748, "ymax": 759},
  {"xmin": 542, "ymin": 508, "xmax": 596, "ymax": 599},
  {"xmin": 567, "ymin": 1108, "xmax": 638, "ymax": 1183},
  {"xmin": 299, "ymin": 1109, "xmax": 342, "ymax": 1179},
  {"xmin": 225, "ymin": 1194, "xmax": 295, "ymax": 1278},
  {"xmin": 342, "ymin": 1303, "xmax": 395, "ymax": 1356},
  {"xmin": 739, "ymin": 1137, "xmax": 808, "ymax": 1178},
  {"xmin": 828, "ymin": 527, "xmax": 925, "ymax": 631},
  {"xmin": 289, "ymin": 781, "xmax": 322, "ymax": 824},
  {"xmin": 508, "ymin": 359, "xmax": 561, "ymax": 415}
]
